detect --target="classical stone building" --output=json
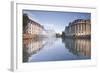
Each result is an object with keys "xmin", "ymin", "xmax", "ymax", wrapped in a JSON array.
[
  {"xmin": 24, "ymin": 20, "xmax": 44, "ymax": 35},
  {"xmin": 23, "ymin": 14, "xmax": 44, "ymax": 39},
  {"xmin": 65, "ymin": 19, "xmax": 91, "ymax": 38}
]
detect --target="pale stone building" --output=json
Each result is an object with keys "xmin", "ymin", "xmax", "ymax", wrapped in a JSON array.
[
  {"xmin": 23, "ymin": 14, "xmax": 44, "ymax": 39},
  {"xmin": 65, "ymin": 19, "xmax": 91, "ymax": 38},
  {"xmin": 25, "ymin": 20, "xmax": 44, "ymax": 35}
]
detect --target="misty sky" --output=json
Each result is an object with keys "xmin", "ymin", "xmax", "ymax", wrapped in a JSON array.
[{"xmin": 23, "ymin": 10, "xmax": 91, "ymax": 33}]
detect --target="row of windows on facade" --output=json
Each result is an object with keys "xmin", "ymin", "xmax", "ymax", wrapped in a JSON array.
[
  {"xmin": 25, "ymin": 20, "xmax": 44, "ymax": 34},
  {"xmin": 27, "ymin": 19, "xmax": 44, "ymax": 29},
  {"xmin": 65, "ymin": 19, "xmax": 91, "ymax": 35}
]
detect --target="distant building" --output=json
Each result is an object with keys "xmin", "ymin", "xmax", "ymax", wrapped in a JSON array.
[{"xmin": 64, "ymin": 19, "xmax": 91, "ymax": 38}]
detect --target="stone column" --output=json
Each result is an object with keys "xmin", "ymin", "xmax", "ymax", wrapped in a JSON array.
[
  {"xmin": 75, "ymin": 24, "xmax": 76, "ymax": 35},
  {"xmin": 86, "ymin": 23, "xmax": 88, "ymax": 35},
  {"xmin": 84, "ymin": 23, "xmax": 86, "ymax": 35},
  {"xmin": 77, "ymin": 24, "xmax": 79, "ymax": 35},
  {"xmin": 81, "ymin": 23, "xmax": 83, "ymax": 35},
  {"xmin": 80, "ymin": 24, "xmax": 82, "ymax": 35},
  {"xmin": 76, "ymin": 24, "xmax": 78, "ymax": 35},
  {"xmin": 83, "ymin": 23, "xmax": 85, "ymax": 35}
]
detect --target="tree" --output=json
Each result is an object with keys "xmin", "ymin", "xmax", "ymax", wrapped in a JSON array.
[{"xmin": 62, "ymin": 31, "xmax": 65, "ymax": 37}]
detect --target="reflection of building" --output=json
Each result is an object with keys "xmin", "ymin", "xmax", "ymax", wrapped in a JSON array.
[
  {"xmin": 65, "ymin": 19, "xmax": 91, "ymax": 38},
  {"xmin": 23, "ymin": 38, "xmax": 46, "ymax": 62},
  {"xmin": 62, "ymin": 38, "xmax": 91, "ymax": 58},
  {"xmin": 24, "ymin": 39, "xmax": 46, "ymax": 56},
  {"xmin": 23, "ymin": 14, "xmax": 44, "ymax": 39}
]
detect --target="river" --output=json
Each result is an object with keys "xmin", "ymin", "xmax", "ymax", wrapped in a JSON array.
[{"xmin": 23, "ymin": 37, "xmax": 91, "ymax": 62}]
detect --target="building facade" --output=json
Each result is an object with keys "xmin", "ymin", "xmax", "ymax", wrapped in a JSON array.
[
  {"xmin": 23, "ymin": 14, "xmax": 44, "ymax": 39},
  {"xmin": 64, "ymin": 19, "xmax": 91, "ymax": 38},
  {"xmin": 25, "ymin": 20, "xmax": 44, "ymax": 35}
]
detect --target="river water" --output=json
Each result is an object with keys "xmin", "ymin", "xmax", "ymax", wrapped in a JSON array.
[{"xmin": 23, "ymin": 37, "xmax": 91, "ymax": 62}]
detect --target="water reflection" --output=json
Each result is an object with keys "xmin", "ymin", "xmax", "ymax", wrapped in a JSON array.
[
  {"xmin": 23, "ymin": 37, "xmax": 57, "ymax": 62},
  {"xmin": 62, "ymin": 38, "xmax": 91, "ymax": 58},
  {"xmin": 23, "ymin": 37, "xmax": 91, "ymax": 62},
  {"xmin": 23, "ymin": 38, "xmax": 46, "ymax": 62}
]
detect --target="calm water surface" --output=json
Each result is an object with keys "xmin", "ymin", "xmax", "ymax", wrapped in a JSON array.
[{"xmin": 23, "ymin": 37, "xmax": 91, "ymax": 62}]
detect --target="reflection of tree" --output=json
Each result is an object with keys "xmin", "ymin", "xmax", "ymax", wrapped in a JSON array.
[{"xmin": 62, "ymin": 38, "xmax": 91, "ymax": 58}]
